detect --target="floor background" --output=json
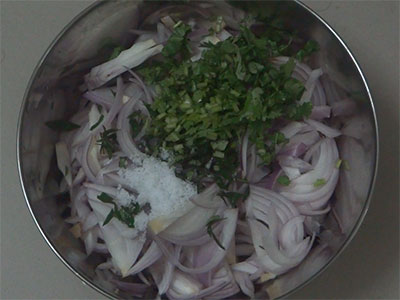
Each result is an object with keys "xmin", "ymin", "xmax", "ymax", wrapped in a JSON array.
[{"xmin": 1, "ymin": 1, "xmax": 399, "ymax": 299}]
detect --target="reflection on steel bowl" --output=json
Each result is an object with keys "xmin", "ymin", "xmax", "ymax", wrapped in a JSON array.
[{"xmin": 17, "ymin": 1, "xmax": 378, "ymax": 299}]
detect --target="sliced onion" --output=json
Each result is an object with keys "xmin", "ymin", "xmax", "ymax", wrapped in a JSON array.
[
  {"xmin": 87, "ymin": 138, "xmax": 102, "ymax": 177},
  {"xmin": 83, "ymin": 87, "xmax": 114, "ymax": 109},
  {"xmin": 331, "ymin": 98, "xmax": 357, "ymax": 117},
  {"xmin": 283, "ymin": 130, "xmax": 320, "ymax": 152},
  {"xmin": 71, "ymin": 123, "xmax": 90, "ymax": 147},
  {"xmin": 305, "ymin": 119, "xmax": 341, "ymax": 138},
  {"xmin": 94, "ymin": 242, "xmax": 109, "ymax": 254},
  {"xmin": 150, "ymin": 251, "xmax": 176, "ymax": 295},
  {"xmin": 277, "ymin": 155, "xmax": 313, "ymax": 172},
  {"xmin": 189, "ymin": 183, "xmax": 221, "ymax": 209},
  {"xmin": 233, "ymin": 271, "xmax": 254, "ymax": 298},
  {"xmin": 206, "ymin": 270, "xmax": 240, "ymax": 299},
  {"xmin": 125, "ymin": 241, "xmax": 162, "ymax": 276},
  {"xmin": 116, "ymin": 86, "xmax": 146, "ymax": 159},
  {"xmin": 124, "ymin": 68, "xmax": 153, "ymax": 104},
  {"xmin": 111, "ymin": 279, "xmax": 149, "ymax": 298},
  {"xmin": 88, "ymin": 104, "xmax": 102, "ymax": 130},
  {"xmin": 155, "ymin": 209, "xmax": 238, "ymax": 274},
  {"xmin": 249, "ymin": 186, "xmax": 299, "ymax": 222},
  {"xmin": 236, "ymin": 244, "xmax": 254, "ymax": 256},
  {"xmin": 161, "ymin": 231, "xmax": 214, "ymax": 247},
  {"xmin": 248, "ymin": 217, "xmax": 314, "ymax": 276},
  {"xmin": 321, "ymin": 74, "xmax": 342, "ymax": 105},
  {"xmin": 155, "ymin": 189, "xmax": 220, "ymax": 240},
  {"xmin": 72, "ymin": 188, "xmax": 91, "ymax": 220},
  {"xmin": 231, "ymin": 261, "xmax": 258, "ymax": 274},
  {"xmin": 82, "ymin": 211, "xmax": 98, "ymax": 231},
  {"xmin": 256, "ymin": 167, "xmax": 282, "ymax": 190},
  {"xmin": 89, "ymin": 199, "xmax": 145, "ymax": 276},
  {"xmin": 81, "ymin": 138, "xmax": 98, "ymax": 183},
  {"xmin": 72, "ymin": 168, "xmax": 85, "ymax": 186},
  {"xmin": 83, "ymin": 226, "xmax": 98, "ymax": 255},
  {"xmin": 84, "ymin": 182, "xmax": 119, "ymax": 198},
  {"xmin": 300, "ymin": 68, "xmax": 323, "ymax": 104},
  {"xmin": 55, "ymin": 141, "xmax": 72, "ymax": 186},
  {"xmin": 279, "ymin": 138, "xmax": 339, "ymax": 211},
  {"xmin": 166, "ymin": 271, "xmax": 205, "ymax": 299},
  {"xmin": 85, "ymin": 39, "xmax": 163, "ymax": 89},
  {"xmin": 310, "ymin": 105, "xmax": 331, "ymax": 120},
  {"xmin": 236, "ymin": 234, "xmax": 253, "ymax": 245},
  {"xmin": 166, "ymin": 265, "xmax": 236, "ymax": 300},
  {"xmin": 297, "ymin": 204, "xmax": 331, "ymax": 216},
  {"xmin": 281, "ymin": 166, "xmax": 301, "ymax": 180},
  {"xmin": 279, "ymin": 121, "xmax": 307, "ymax": 139}
]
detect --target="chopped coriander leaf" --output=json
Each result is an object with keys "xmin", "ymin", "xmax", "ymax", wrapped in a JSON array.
[
  {"xmin": 97, "ymin": 192, "xmax": 114, "ymax": 203},
  {"xmin": 206, "ymin": 215, "xmax": 226, "ymax": 250},
  {"xmin": 109, "ymin": 46, "xmax": 125, "ymax": 60},
  {"xmin": 296, "ymin": 40, "xmax": 319, "ymax": 61},
  {"xmin": 162, "ymin": 21, "xmax": 192, "ymax": 58},
  {"xmin": 114, "ymin": 202, "xmax": 142, "ymax": 228},
  {"xmin": 90, "ymin": 114, "xmax": 104, "ymax": 131},
  {"xmin": 98, "ymin": 192, "xmax": 142, "ymax": 228},
  {"xmin": 313, "ymin": 178, "xmax": 326, "ymax": 187},
  {"xmin": 97, "ymin": 126, "xmax": 118, "ymax": 159},
  {"xmin": 129, "ymin": 111, "xmax": 148, "ymax": 138},
  {"xmin": 220, "ymin": 188, "xmax": 249, "ymax": 208},
  {"xmin": 286, "ymin": 102, "xmax": 312, "ymax": 121},
  {"xmin": 45, "ymin": 120, "xmax": 80, "ymax": 132},
  {"xmin": 139, "ymin": 21, "xmax": 314, "ymax": 194},
  {"xmin": 277, "ymin": 175, "xmax": 291, "ymax": 186},
  {"xmin": 103, "ymin": 209, "xmax": 115, "ymax": 226}
]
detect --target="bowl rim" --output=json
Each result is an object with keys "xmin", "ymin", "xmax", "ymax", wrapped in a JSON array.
[{"xmin": 16, "ymin": 0, "xmax": 379, "ymax": 299}]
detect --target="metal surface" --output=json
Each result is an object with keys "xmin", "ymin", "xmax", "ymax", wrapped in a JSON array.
[{"xmin": 17, "ymin": 1, "xmax": 378, "ymax": 299}]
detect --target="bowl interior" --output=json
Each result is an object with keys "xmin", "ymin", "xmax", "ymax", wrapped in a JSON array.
[{"xmin": 18, "ymin": 1, "xmax": 377, "ymax": 299}]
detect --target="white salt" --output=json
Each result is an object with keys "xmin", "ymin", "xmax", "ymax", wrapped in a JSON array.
[
  {"xmin": 115, "ymin": 188, "xmax": 136, "ymax": 206},
  {"xmin": 134, "ymin": 211, "xmax": 149, "ymax": 233},
  {"xmin": 118, "ymin": 155, "xmax": 197, "ymax": 232},
  {"xmin": 159, "ymin": 148, "xmax": 172, "ymax": 162}
]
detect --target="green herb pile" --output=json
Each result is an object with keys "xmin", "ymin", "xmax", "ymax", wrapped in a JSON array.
[
  {"xmin": 135, "ymin": 21, "xmax": 317, "ymax": 204},
  {"xmin": 97, "ymin": 192, "xmax": 142, "ymax": 228}
]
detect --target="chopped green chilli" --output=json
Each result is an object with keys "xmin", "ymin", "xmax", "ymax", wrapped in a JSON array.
[
  {"xmin": 335, "ymin": 159, "xmax": 343, "ymax": 169},
  {"xmin": 313, "ymin": 178, "xmax": 327, "ymax": 187}
]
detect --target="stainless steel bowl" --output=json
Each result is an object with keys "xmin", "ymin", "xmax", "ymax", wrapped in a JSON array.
[{"xmin": 17, "ymin": 1, "xmax": 378, "ymax": 299}]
